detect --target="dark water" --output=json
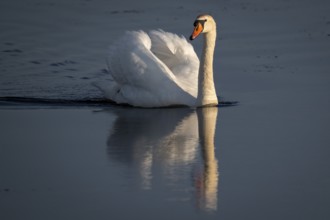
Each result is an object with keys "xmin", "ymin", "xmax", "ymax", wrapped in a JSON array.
[
  {"xmin": 1, "ymin": 100, "xmax": 330, "ymax": 220},
  {"xmin": 1, "ymin": 0, "xmax": 330, "ymax": 219},
  {"xmin": 0, "ymin": 106, "xmax": 221, "ymax": 219}
]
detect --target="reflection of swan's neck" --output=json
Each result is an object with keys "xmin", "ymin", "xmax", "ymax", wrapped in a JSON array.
[
  {"xmin": 197, "ymin": 107, "xmax": 219, "ymax": 211},
  {"xmin": 197, "ymin": 29, "xmax": 218, "ymax": 106}
]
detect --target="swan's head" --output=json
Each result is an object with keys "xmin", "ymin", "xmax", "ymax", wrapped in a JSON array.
[{"xmin": 190, "ymin": 14, "xmax": 216, "ymax": 40}]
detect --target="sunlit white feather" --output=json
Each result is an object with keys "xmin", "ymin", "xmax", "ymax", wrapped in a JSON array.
[{"xmin": 97, "ymin": 30, "xmax": 199, "ymax": 107}]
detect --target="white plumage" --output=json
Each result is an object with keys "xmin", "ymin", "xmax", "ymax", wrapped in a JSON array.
[
  {"xmin": 98, "ymin": 30, "xmax": 199, "ymax": 107},
  {"xmin": 96, "ymin": 15, "xmax": 218, "ymax": 107}
]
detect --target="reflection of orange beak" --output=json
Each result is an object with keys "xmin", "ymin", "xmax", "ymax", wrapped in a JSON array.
[{"xmin": 190, "ymin": 23, "xmax": 203, "ymax": 40}]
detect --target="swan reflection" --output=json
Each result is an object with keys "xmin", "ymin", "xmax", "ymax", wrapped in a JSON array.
[
  {"xmin": 197, "ymin": 107, "xmax": 219, "ymax": 211},
  {"xmin": 106, "ymin": 107, "xmax": 219, "ymax": 212}
]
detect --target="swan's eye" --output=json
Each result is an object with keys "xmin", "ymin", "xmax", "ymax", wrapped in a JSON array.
[{"xmin": 194, "ymin": 19, "xmax": 207, "ymax": 27}]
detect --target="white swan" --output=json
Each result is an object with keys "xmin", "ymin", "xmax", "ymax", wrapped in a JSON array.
[{"xmin": 97, "ymin": 14, "xmax": 218, "ymax": 107}]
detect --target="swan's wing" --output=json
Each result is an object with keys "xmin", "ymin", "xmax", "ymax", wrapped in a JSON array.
[
  {"xmin": 104, "ymin": 31, "xmax": 195, "ymax": 107},
  {"xmin": 149, "ymin": 30, "xmax": 199, "ymax": 95}
]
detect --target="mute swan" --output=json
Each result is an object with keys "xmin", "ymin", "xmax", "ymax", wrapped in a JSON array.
[{"xmin": 97, "ymin": 14, "xmax": 218, "ymax": 107}]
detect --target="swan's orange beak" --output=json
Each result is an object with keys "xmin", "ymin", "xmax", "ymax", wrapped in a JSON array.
[{"xmin": 190, "ymin": 22, "xmax": 203, "ymax": 40}]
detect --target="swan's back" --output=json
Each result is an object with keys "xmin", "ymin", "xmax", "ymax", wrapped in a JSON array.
[
  {"xmin": 149, "ymin": 30, "xmax": 199, "ymax": 96},
  {"xmin": 101, "ymin": 30, "xmax": 199, "ymax": 107}
]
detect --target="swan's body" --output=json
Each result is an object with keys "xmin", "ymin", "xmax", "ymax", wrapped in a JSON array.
[{"xmin": 97, "ymin": 15, "xmax": 218, "ymax": 107}]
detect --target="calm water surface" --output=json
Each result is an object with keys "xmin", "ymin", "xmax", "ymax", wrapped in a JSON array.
[
  {"xmin": 1, "ymin": 102, "xmax": 329, "ymax": 220},
  {"xmin": 0, "ymin": 106, "xmax": 221, "ymax": 219},
  {"xmin": 1, "ymin": 0, "xmax": 330, "ymax": 219}
]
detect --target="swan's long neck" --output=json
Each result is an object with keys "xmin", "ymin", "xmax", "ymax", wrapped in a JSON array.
[{"xmin": 197, "ymin": 28, "xmax": 218, "ymax": 106}]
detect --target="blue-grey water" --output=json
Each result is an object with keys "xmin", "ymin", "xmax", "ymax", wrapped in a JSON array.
[{"xmin": 1, "ymin": 0, "xmax": 330, "ymax": 219}]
